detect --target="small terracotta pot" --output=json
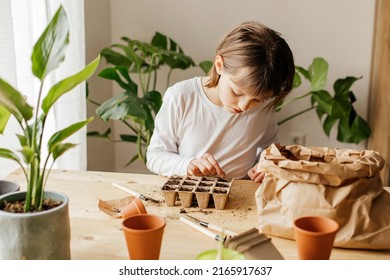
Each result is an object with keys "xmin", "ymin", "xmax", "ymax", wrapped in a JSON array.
[
  {"xmin": 122, "ymin": 214, "xmax": 166, "ymax": 260},
  {"xmin": 294, "ymin": 216, "xmax": 339, "ymax": 260},
  {"xmin": 121, "ymin": 198, "xmax": 147, "ymax": 219}
]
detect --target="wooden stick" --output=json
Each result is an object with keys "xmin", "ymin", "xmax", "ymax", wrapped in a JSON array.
[{"xmin": 179, "ymin": 216, "xmax": 225, "ymax": 242}]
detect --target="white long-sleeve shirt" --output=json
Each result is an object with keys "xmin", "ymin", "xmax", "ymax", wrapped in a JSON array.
[{"xmin": 146, "ymin": 77, "xmax": 279, "ymax": 179}]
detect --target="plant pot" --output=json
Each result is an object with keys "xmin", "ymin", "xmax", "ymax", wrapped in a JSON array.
[
  {"xmin": 0, "ymin": 191, "xmax": 71, "ymax": 260},
  {"xmin": 196, "ymin": 248, "xmax": 245, "ymax": 260},
  {"xmin": 122, "ymin": 214, "xmax": 166, "ymax": 260},
  {"xmin": 121, "ymin": 197, "xmax": 147, "ymax": 219},
  {"xmin": 0, "ymin": 180, "xmax": 20, "ymax": 195}
]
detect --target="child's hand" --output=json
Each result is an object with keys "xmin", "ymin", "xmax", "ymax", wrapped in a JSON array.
[
  {"xmin": 247, "ymin": 163, "xmax": 265, "ymax": 183},
  {"xmin": 187, "ymin": 153, "xmax": 225, "ymax": 177}
]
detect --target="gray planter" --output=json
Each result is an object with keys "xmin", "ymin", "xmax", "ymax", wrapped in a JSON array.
[
  {"xmin": 0, "ymin": 191, "xmax": 71, "ymax": 260},
  {"xmin": 0, "ymin": 180, "xmax": 20, "ymax": 196}
]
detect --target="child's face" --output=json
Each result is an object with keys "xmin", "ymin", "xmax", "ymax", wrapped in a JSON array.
[
  {"xmin": 214, "ymin": 55, "xmax": 271, "ymax": 114},
  {"xmin": 217, "ymin": 69, "xmax": 267, "ymax": 114}
]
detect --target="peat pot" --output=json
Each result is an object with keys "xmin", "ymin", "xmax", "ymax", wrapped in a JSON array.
[{"xmin": 0, "ymin": 191, "xmax": 71, "ymax": 260}]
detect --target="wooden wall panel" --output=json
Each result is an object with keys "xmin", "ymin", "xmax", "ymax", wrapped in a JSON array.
[{"xmin": 368, "ymin": 0, "xmax": 390, "ymax": 185}]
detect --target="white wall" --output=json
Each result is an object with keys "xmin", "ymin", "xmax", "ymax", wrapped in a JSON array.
[{"xmin": 86, "ymin": 0, "xmax": 375, "ymax": 174}]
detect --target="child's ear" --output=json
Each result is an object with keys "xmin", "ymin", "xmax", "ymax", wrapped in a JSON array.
[{"xmin": 214, "ymin": 55, "xmax": 224, "ymax": 75}]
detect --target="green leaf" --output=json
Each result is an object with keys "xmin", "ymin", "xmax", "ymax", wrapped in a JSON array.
[
  {"xmin": 97, "ymin": 94, "xmax": 129, "ymax": 121},
  {"xmin": 199, "ymin": 60, "xmax": 213, "ymax": 74},
  {"xmin": 350, "ymin": 115, "xmax": 371, "ymax": 143},
  {"xmin": 120, "ymin": 134, "xmax": 138, "ymax": 143},
  {"xmin": 142, "ymin": 90, "xmax": 162, "ymax": 113},
  {"xmin": 0, "ymin": 105, "xmax": 11, "ymax": 134},
  {"xmin": 292, "ymin": 70, "xmax": 302, "ymax": 89},
  {"xmin": 143, "ymin": 106, "xmax": 154, "ymax": 131},
  {"xmin": 322, "ymin": 115, "xmax": 338, "ymax": 136},
  {"xmin": 96, "ymin": 92, "xmax": 147, "ymax": 121},
  {"xmin": 21, "ymin": 146, "xmax": 35, "ymax": 164},
  {"xmin": 16, "ymin": 134, "xmax": 28, "ymax": 147},
  {"xmin": 295, "ymin": 66, "xmax": 310, "ymax": 80},
  {"xmin": 87, "ymin": 128, "xmax": 112, "ymax": 139},
  {"xmin": 151, "ymin": 32, "xmax": 168, "ymax": 49},
  {"xmin": 312, "ymin": 90, "xmax": 333, "ymax": 115},
  {"xmin": 333, "ymin": 76, "xmax": 361, "ymax": 97},
  {"xmin": 101, "ymin": 47, "xmax": 132, "ymax": 67},
  {"xmin": 48, "ymin": 117, "xmax": 93, "ymax": 153},
  {"xmin": 308, "ymin": 57, "xmax": 328, "ymax": 91},
  {"xmin": 31, "ymin": 6, "xmax": 69, "ymax": 80},
  {"xmin": 42, "ymin": 55, "xmax": 100, "ymax": 113},
  {"xmin": 116, "ymin": 66, "xmax": 138, "ymax": 93},
  {"xmin": 52, "ymin": 143, "xmax": 78, "ymax": 160},
  {"xmin": 0, "ymin": 148, "xmax": 21, "ymax": 162},
  {"xmin": 0, "ymin": 78, "xmax": 34, "ymax": 123},
  {"xmin": 112, "ymin": 43, "xmax": 145, "ymax": 70}
]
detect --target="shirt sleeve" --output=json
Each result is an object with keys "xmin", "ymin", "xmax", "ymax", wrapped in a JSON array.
[{"xmin": 146, "ymin": 86, "xmax": 194, "ymax": 176}]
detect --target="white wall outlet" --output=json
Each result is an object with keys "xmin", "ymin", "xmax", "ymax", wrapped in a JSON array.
[{"xmin": 289, "ymin": 133, "xmax": 306, "ymax": 146}]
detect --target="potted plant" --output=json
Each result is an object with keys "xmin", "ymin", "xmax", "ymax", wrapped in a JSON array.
[
  {"xmin": 0, "ymin": 6, "xmax": 100, "ymax": 259},
  {"xmin": 87, "ymin": 33, "xmax": 210, "ymax": 166},
  {"xmin": 276, "ymin": 57, "xmax": 370, "ymax": 144}
]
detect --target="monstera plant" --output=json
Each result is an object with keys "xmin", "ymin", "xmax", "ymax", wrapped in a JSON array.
[
  {"xmin": 87, "ymin": 32, "xmax": 210, "ymax": 166},
  {"xmin": 277, "ymin": 57, "xmax": 371, "ymax": 144},
  {"xmin": 0, "ymin": 5, "xmax": 100, "ymax": 259}
]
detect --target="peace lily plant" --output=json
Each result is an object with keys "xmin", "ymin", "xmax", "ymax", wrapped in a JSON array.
[{"xmin": 0, "ymin": 6, "xmax": 100, "ymax": 212}]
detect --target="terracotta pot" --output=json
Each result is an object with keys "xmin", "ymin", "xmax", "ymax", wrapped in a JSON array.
[
  {"xmin": 0, "ymin": 180, "xmax": 20, "ymax": 196},
  {"xmin": 121, "ymin": 197, "xmax": 147, "ymax": 219},
  {"xmin": 294, "ymin": 216, "xmax": 339, "ymax": 260},
  {"xmin": 122, "ymin": 214, "xmax": 166, "ymax": 260}
]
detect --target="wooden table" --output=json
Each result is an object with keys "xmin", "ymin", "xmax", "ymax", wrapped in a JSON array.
[{"xmin": 5, "ymin": 169, "xmax": 390, "ymax": 260}]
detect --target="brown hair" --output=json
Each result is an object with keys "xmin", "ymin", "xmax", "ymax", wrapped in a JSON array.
[{"xmin": 206, "ymin": 21, "xmax": 295, "ymax": 111}]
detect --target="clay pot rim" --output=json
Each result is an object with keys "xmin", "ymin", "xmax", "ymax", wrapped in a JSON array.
[
  {"xmin": 132, "ymin": 197, "xmax": 147, "ymax": 214},
  {"xmin": 122, "ymin": 214, "xmax": 166, "ymax": 234},
  {"xmin": 294, "ymin": 216, "xmax": 339, "ymax": 236}
]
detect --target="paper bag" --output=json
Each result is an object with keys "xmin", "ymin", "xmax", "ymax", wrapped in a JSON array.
[{"xmin": 255, "ymin": 143, "xmax": 390, "ymax": 249}]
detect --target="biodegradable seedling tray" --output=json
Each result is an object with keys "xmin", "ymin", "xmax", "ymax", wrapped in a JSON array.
[{"xmin": 161, "ymin": 176, "xmax": 233, "ymax": 210}]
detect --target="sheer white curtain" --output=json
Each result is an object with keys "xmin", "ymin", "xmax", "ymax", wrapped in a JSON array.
[{"xmin": 0, "ymin": 0, "xmax": 87, "ymax": 179}]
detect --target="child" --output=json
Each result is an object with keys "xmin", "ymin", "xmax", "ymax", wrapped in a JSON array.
[{"xmin": 146, "ymin": 21, "xmax": 295, "ymax": 182}]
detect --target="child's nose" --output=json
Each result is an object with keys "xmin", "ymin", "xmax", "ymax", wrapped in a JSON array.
[{"xmin": 238, "ymin": 98, "xmax": 251, "ymax": 111}]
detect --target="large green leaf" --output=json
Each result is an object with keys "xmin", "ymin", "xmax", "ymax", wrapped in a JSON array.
[
  {"xmin": 98, "ymin": 66, "xmax": 137, "ymax": 93},
  {"xmin": 101, "ymin": 47, "xmax": 132, "ymax": 67},
  {"xmin": 112, "ymin": 43, "xmax": 145, "ymax": 70},
  {"xmin": 142, "ymin": 90, "xmax": 162, "ymax": 114},
  {"xmin": 312, "ymin": 90, "xmax": 333, "ymax": 115},
  {"xmin": 97, "ymin": 92, "xmax": 147, "ymax": 121},
  {"xmin": 322, "ymin": 115, "xmax": 338, "ymax": 136},
  {"xmin": 31, "ymin": 6, "xmax": 69, "ymax": 80},
  {"xmin": 97, "ymin": 93, "xmax": 129, "ymax": 121},
  {"xmin": 308, "ymin": 57, "xmax": 328, "ymax": 91},
  {"xmin": 0, "ymin": 148, "xmax": 21, "ymax": 162},
  {"xmin": 52, "ymin": 143, "xmax": 78, "ymax": 160},
  {"xmin": 0, "ymin": 78, "xmax": 34, "ymax": 123},
  {"xmin": 334, "ymin": 76, "xmax": 361, "ymax": 97},
  {"xmin": 48, "ymin": 117, "xmax": 93, "ymax": 153},
  {"xmin": 0, "ymin": 105, "xmax": 11, "ymax": 134},
  {"xmin": 42, "ymin": 55, "xmax": 100, "ymax": 113}
]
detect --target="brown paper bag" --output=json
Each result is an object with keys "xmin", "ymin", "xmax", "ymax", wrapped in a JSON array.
[{"xmin": 255, "ymin": 143, "xmax": 390, "ymax": 249}]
